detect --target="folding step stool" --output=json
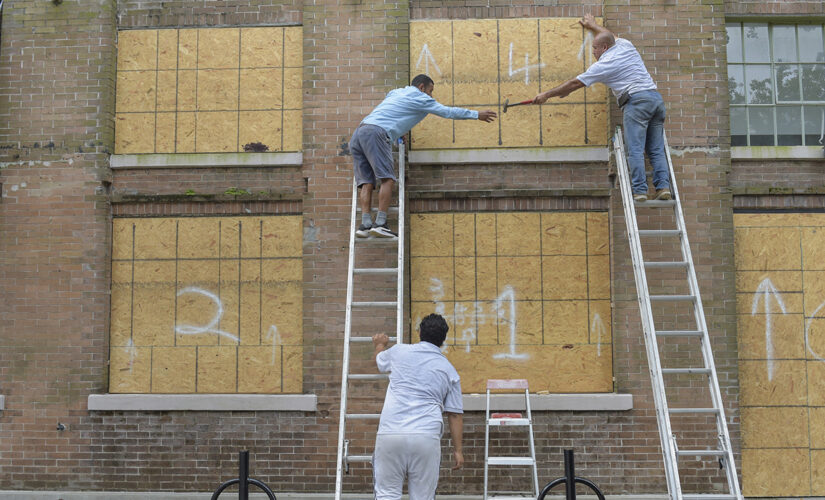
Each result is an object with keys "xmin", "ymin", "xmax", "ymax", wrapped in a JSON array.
[{"xmin": 483, "ymin": 379, "xmax": 539, "ymax": 500}]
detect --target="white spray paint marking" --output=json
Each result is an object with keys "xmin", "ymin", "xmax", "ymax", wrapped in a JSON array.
[
  {"xmin": 126, "ymin": 338, "xmax": 137, "ymax": 373},
  {"xmin": 416, "ymin": 44, "xmax": 442, "ymax": 76},
  {"xmin": 175, "ymin": 287, "xmax": 240, "ymax": 342},
  {"xmin": 493, "ymin": 286, "xmax": 529, "ymax": 360},
  {"xmin": 265, "ymin": 325, "xmax": 280, "ymax": 365},
  {"xmin": 591, "ymin": 312, "xmax": 606, "ymax": 357},
  {"xmin": 577, "ymin": 31, "xmax": 594, "ymax": 65},
  {"xmin": 751, "ymin": 277, "xmax": 787, "ymax": 380},
  {"xmin": 508, "ymin": 43, "xmax": 545, "ymax": 85},
  {"xmin": 805, "ymin": 300, "xmax": 825, "ymax": 362}
]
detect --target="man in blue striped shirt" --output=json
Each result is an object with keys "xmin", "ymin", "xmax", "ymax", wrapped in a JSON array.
[{"xmin": 351, "ymin": 74, "xmax": 497, "ymax": 238}]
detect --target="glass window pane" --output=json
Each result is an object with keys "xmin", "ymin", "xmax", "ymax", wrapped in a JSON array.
[
  {"xmin": 749, "ymin": 107, "xmax": 775, "ymax": 146},
  {"xmin": 730, "ymin": 107, "xmax": 747, "ymax": 146},
  {"xmin": 726, "ymin": 24, "xmax": 743, "ymax": 63},
  {"xmin": 804, "ymin": 106, "xmax": 825, "ymax": 145},
  {"xmin": 746, "ymin": 65, "xmax": 773, "ymax": 104},
  {"xmin": 776, "ymin": 106, "xmax": 802, "ymax": 145},
  {"xmin": 775, "ymin": 64, "xmax": 800, "ymax": 102},
  {"xmin": 772, "ymin": 25, "xmax": 797, "ymax": 63},
  {"xmin": 744, "ymin": 23, "xmax": 770, "ymax": 63},
  {"xmin": 728, "ymin": 65, "xmax": 746, "ymax": 104},
  {"xmin": 799, "ymin": 25, "xmax": 824, "ymax": 62},
  {"xmin": 802, "ymin": 64, "xmax": 825, "ymax": 101}
]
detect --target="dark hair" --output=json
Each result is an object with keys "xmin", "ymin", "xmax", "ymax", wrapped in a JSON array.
[
  {"xmin": 411, "ymin": 74, "xmax": 434, "ymax": 89},
  {"xmin": 419, "ymin": 313, "xmax": 449, "ymax": 347}
]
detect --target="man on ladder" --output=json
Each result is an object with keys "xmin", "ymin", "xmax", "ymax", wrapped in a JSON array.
[
  {"xmin": 350, "ymin": 73, "xmax": 497, "ymax": 237},
  {"xmin": 371, "ymin": 314, "xmax": 463, "ymax": 500},
  {"xmin": 533, "ymin": 13, "xmax": 671, "ymax": 202}
]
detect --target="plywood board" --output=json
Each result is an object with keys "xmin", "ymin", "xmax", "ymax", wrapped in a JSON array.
[
  {"xmin": 115, "ymin": 27, "xmax": 302, "ymax": 153},
  {"xmin": 410, "ymin": 211, "xmax": 611, "ymax": 393},
  {"xmin": 109, "ymin": 216, "xmax": 303, "ymax": 394},
  {"xmin": 741, "ymin": 406, "xmax": 809, "ymax": 448},
  {"xmin": 410, "ymin": 18, "xmax": 608, "ymax": 150},
  {"xmin": 742, "ymin": 448, "xmax": 811, "ymax": 497}
]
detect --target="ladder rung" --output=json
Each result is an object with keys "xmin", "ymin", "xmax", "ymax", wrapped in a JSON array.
[
  {"xmin": 348, "ymin": 374, "xmax": 389, "ymax": 381},
  {"xmin": 488, "ymin": 418, "xmax": 530, "ymax": 426},
  {"xmin": 668, "ymin": 407, "xmax": 720, "ymax": 414},
  {"xmin": 662, "ymin": 368, "xmax": 711, "ymax": 375},
  {"xmin": 678, "ymin": 449, "xmax": 726, "ymax": 457},
  {"xmin": 682, "ymin": 495, "xmax": 738, "ymax": 500},
  {"xmin": 356, "ymin": 237, "xmax": 398, "ymax": 244},
  {"xmin": 354, "ymin": 268, "xmax": 398, "ymax": 274},
  {"xmin": 638, "ymin": 229, "xmax": 681, "ymax": 237},
  {"xmin": 487, "ymin": 457, "xmax": 535, "ymax": 466},
  {"xmin": 346, "ymin": 413, "xmax": 381, "ymax": 420},
  {"xmin": 351, "ymin": 301, "xmax": 397, "ymax": 307},
  {"xmin": 635, "ymin": 200, "xmax": 677, "ymax": 208},
  {"xmin": 346, "ymin": 455, "xmax": 373, "ymax": 463},
  {"xmin": 644, "ymin": 261, "xmax": 689, "ymax": 269},
  {"xmin": 350, "ymin": 336, "xmax": 397, "ymax": 343},
  {"xmin": 657, "ymin": 330, "xmax": 704, "ymax": 337},
  {"xmin": 650, "ymin": 294, "xmax": 696, "ymax": 302}
]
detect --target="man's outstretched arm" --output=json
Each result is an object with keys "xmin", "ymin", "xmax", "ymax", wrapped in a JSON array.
[
  {"xmin": 533, "ymin": 78, "xmax": 586, "ymax": 104},
  {"xmin": 580, "ymin": 13, "xmax": 611, "ymax": 37}
]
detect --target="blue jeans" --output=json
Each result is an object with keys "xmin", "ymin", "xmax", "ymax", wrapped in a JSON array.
[{"xmin": 622, "ymin": 90, "xmax": 669, "ymax": 194}]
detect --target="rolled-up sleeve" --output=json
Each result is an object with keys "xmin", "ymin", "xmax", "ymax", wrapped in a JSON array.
[
  {"xmin": 376, "ymin": 346, "xmax": 393, "ymax": 373},
  {"xmin": 443, "ymin": 374, "xmax": 463, "ymax": 414}
]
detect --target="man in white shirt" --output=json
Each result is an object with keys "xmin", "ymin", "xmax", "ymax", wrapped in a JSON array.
[
  {"xmin": 371, "ymin": 313, "xmax": 463, "ymax": 500},
  {"xmin": 351, "ymin": 75, "xmax": 497, "ymax": 238},
  {"xmin": 534, "ymin": 14, "xmax": 671, "ymax": 203}
]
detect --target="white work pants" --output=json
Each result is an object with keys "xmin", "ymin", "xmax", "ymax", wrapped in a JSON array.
[{"xmin": 373, "ymin": 433, "xmax": 441, "ymax": 500}]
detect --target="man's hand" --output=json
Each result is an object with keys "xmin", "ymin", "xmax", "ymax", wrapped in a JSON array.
[
  {"xmin": 372, "ymin": 333, "xmax": 389, "ymax": 349},
  {"xmin": 452, "ymin": 450, "xmax": 464, "ymax": 470},
  {"xmin": 478, "ymin": 110, "xmax": 497, "ymax": 122},
  {"xmin": 579, "ymin": 13, "xmax": 597, "ymax": 30},
  {"xmin": 533, "ymin": 92, "xmax": 550, "ymax": 105}
]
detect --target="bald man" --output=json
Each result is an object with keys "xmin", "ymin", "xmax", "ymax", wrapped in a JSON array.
[{"xmin": 534, "ymin": 14, "xmax": 670, "ymax": 203}]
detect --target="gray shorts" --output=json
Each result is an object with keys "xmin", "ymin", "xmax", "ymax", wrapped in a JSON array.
[
  {"xmin": 373, "ymin": 433, "xmax": 441, "ymax": 500},
  {"xmin": 350, "ymin": 124, "xmax": 396, "ymax": 188}
]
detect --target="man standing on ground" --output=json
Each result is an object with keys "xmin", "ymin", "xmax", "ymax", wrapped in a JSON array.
[
  {"xmin": 534, "ymin": 14, "xmax": 671, "ymax": 202},
  {"xmin": 371, "ymin": 313, "xmax": 463, "ymax": 500},
  {"xmin": 351, "ymin": 74, "xmax": 497, "ymax": 238}
]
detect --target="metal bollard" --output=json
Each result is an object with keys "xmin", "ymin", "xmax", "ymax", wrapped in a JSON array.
[
  {"xmin": 211, "ymin": 450, "xmax": 277, "ymax": 500},
  {"xmin": 537, "ymin": 449, "xmax": 605, "ymax": 500}
]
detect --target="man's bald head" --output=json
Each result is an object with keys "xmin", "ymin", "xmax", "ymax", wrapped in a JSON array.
[{"xmin": 592, "ymin": 32, "xmax": 615, "ymax": 61}]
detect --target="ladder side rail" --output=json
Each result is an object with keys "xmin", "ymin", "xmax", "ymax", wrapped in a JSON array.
[
  {"xmin": 661, "ymin": 132, "xmax": 743, "ymax": 500},
  {"xmin": 334, "ymin": 179, "xmax": 362, "ymax": 500},
  {"xmin": 524, "ymin": 388, "xmax": 540, "ymax": 497},
  {"xmin": 613, "ymin": 128, "xmax": 682, "ymax": 500},
  {"xmin": 483, "ymin": 388, "xmax": 491, "ymax": 500},
  {"xmin": 396, "ymin": 140, "xmax": 406, "ymax": 345}
]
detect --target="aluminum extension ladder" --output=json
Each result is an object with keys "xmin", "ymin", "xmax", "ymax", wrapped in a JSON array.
[
  {"xmin": 334, "ymin": 139, "xmax": 406, "ymax": 500},
  {"xmin": 483, "ymin": 379, "xmax": 539, "ymax": 500},
  {"xmin": 612, "ymin": 127, "xmax": 743, "ymax": 500}
]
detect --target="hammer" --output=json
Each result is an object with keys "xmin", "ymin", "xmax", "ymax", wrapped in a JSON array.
[{"xmin": 502, "ymin": 98, "xmax": 534, "ymax": 113}]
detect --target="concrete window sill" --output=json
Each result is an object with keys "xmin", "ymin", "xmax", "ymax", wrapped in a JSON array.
[
  {"xmin": 732, "ymin": 146, "xmax": 825, "ymax": 160},
  {"xmin": 87, "ymin": 394, "xmax": 316, "ymax": 412},
  {"xmin": 462, "ymin": 393, "xmax": 632, "ymax": 411},
  {"xmin": 110, "ymin": 152, "xmax": 303, "ymax": 169},
  {"xmin": 409, "ymin": 147, "xmax": 608, "ymax": 164},
  {"xmin": 0, "ymin": 394, "xmax": 4, "ymax": 411}
]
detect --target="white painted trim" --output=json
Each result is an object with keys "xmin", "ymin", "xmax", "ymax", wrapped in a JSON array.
[
  {"xmin": 409, "ymin": 147, "xmax": 608, "ymax": 164},
  {"xmin": 110, "ymin": 152, "xmax": 303, "ymax": 169},
  {"xmin": 731, "ymin": 146, "xmax": 825, "ymax": 160},
  {"xmin": 0, "ymin": 394, "xmax": 4, "ymax": 410},
  {"xmin": 87, "ymin": 394, "xmax": 316, "ymax": 411},
  {"xmin": 462, "ymin": 393, "xmax": 632, "ymax": 412}
]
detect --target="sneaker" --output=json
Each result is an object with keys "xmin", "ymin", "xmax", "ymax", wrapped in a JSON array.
[
  {"xmin": 370, "ymin": 223, "xmax": 397, "ymax": 238},
  {"xmin": 355, "ymin": 223, "xmax": 372, "ymax": 238},
  {"xmin": 633, "ymin": 193, "xmax": 648, "ymax": 203},
  {"xmin": 655, "ymin": 188, "xmax": 672, "ymax": 201}
]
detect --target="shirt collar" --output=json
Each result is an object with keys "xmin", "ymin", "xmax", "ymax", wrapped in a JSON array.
[{"xmin": 417, "ymin": 341, "xmax": 443, "ymax": 352}]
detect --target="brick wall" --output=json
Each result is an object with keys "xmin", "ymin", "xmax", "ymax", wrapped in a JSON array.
[{"xmin": 5, "ymin": 0, "xmax": 824, "ymax": 495}]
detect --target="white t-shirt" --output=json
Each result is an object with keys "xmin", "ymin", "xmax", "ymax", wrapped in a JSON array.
[
  {"xmin": 375, "ymin": 342, "xmax": 463, "ymax": 435},
  {"xmin": 576, "ymin": 37, "xmax": 657, "ymax": 99}
]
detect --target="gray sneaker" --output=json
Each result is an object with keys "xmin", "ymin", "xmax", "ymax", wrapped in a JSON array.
[
  {"xmin": 355, "ymin": 223, "xmax": 372, "ymax": 238},
  {"xmin": 369, "ymin": 223, "xmax": 397, "ymax": 238}
]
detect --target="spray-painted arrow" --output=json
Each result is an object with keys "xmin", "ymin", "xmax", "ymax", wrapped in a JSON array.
[{"xmin": 751, "ymin": 277, "xmax": 787, "ymax": 380}]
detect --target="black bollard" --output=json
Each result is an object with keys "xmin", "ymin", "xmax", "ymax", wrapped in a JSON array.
[
  {"xmin": 537, "ymin": 449, "xmax": 605, "ymax": 500},
  {"xmin": 211, "ymin": 450, "xmax": 277, "ymax": 500}
]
